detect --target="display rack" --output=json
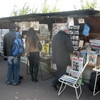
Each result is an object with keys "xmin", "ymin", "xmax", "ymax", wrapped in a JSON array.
[
  {"xmin": 69, "ymin": 25, "xmax": 80, "ymax": 50},
  {"xmin": 0, "ymin": 29, "xmax": 9, "ymax": 55}
]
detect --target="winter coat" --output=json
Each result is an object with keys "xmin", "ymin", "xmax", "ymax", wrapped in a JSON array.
[
  {"xmin": 52, "ymin": 30, "xmax": 74, "ymax": 67},
  {"xmin": 24, "ymin": 36, "xmax": 41, "ymax": 56},
  {"xmin": 25, "ymin": 37, "xmax": 39, "ymax": 53},
  {"xmin": 3, "ymin": 30, "xmax": 16, "ymax": 56}
]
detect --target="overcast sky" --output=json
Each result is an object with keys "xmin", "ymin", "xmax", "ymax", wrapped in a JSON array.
[{"xmin": 0, "ymin": 0, "xmax": 99, "ymax": 18}]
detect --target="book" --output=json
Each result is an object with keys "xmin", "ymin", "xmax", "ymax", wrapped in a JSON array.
[{"xmin": 79, "ymin": 40, "xmax": 84, "ymax": 48}]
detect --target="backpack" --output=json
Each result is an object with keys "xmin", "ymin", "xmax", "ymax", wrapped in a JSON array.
[
  {"xmin": 12, "ymin": 32, "xmax": 24, "ymax": 57},
  {"xmin": 89, "ymin": 71, "xmax": 100, "ymax": 91}
]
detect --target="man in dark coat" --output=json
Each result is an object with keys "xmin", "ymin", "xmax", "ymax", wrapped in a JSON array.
[{"xmin": 52, "ymin": 25, "xmax": 74, "ymax": 90}]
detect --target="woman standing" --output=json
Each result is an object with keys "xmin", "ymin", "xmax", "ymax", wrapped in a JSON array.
[{"xmin": 25, "ymin": 28, "xmax": 40, "ymax": 82}]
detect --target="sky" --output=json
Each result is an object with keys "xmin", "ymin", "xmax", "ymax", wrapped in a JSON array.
[{"xmin": 0, "ymin": 0, "xmax": 100, "ymax": 18}]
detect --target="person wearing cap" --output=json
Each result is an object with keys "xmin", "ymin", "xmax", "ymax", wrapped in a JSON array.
[
  {"xmin": 3, "ymin": 23, "xmax": 21, "ymax": 86},
  {"xmin": 52, "ymin": 25, "xmax": 74, "ymax": 90}
]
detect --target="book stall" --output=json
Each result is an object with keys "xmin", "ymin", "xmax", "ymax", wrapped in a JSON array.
[{"xmin": 0, "ymin": 10, "xmax": 100, "ymax": 83}]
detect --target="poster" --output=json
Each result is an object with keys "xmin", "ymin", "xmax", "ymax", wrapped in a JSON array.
[
  {"xmin": 42, "ymin": 43, "xmax": 50, "ymax": 55},
  {"xmin": 78, "ymin": 18, "xmax": 85, "ymax": 24},
  {"xmin": 67, "ymin": 17, "xmax": 74, "ymax": 26}
]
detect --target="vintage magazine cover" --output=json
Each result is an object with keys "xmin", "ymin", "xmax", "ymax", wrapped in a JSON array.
[
  {"xmin": 67, "ymin": 17, "xmax": 74, "ymax": 26},
  {"xmin": 42, "ymin": 43, "xmax": 50, "ymax": 55},
  {"xmin": 67, "ymin": 57, "xmax": 84, "ymax": 77},
  {"xmin": 51, "ymin": 63, "xmax": 57, "ymax": 70},
  {"xmin": 39, "ymin": 24, "xmax": 50, "ymax": 36},
  {"xmin": 87, "ymin": 53, "xmax": 97, "ymax": 66},
  {"xmin": 71, "ymin": 57, "xmax": 83, "ymax": 71}
]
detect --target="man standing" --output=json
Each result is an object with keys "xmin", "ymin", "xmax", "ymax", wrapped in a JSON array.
[
  {"xmin": 52, "ymin": 25, "xmax": 74, "ymax": 90},
  {"xmin": 3, "ymin": 23, "xmax": 21, "ymax": 85}
]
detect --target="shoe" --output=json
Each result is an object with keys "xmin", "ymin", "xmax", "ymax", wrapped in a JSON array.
[
  {"xmin": 31, "ymin": 78, "xmax": 34, "ymax": 81},
  {"xmin": 52, "ymin": 84, "xmax": 59, "ymax": 90},
  {"xmin": 13, "ymin": 81, "xmax": 21, "ymax": 86},
  {"xmin": 5, "ymin": 82, "xmax": 11, "ymax": 85},
  {"xmin": 34, "ymin": 79, "xmax": 38, "ymax": 82},
  {"xmin": 19, "ymin": 75, "xmax": 23, "ymax": 80}
]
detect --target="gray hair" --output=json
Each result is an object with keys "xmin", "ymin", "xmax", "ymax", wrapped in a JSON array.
[{"xmin": 60, "ymin": 25, "xmax": 69, "ymax": 31}]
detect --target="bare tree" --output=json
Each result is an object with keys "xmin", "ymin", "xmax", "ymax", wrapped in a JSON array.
[
  {"xmin": 80, "ymin": 0, "xmax": 97, "ymax": 9},
  {"xmin": 11, "ymin": 5, "xmax": 19, "ymax": 16},
  {"xmin": 11, "ymin": 3, "xmax": 32, "ymax": 16},
  {"xmin": 41, "ymin": 0, "xmax": 59, "ymax": 13},
  {"xmin": 18, "ymin": 3, "xmax": 32, "ymax": 15},
  {"xmin": 11, "ymin": 0, "xmax": 59, "ymax": 16}
]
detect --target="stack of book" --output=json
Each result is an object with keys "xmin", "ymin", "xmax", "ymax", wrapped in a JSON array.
[{"xmin": 90, "ymin": 39, "xmax": 100, "ymax": 50}]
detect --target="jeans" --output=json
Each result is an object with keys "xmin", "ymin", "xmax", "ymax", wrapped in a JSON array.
[
  {"xmin": 6, "ymin": 56, "xmax": 20, "ymax": 84},
  {"xmin": 13, "ymin": 56, "xmax": 21, "ymax": 80}
]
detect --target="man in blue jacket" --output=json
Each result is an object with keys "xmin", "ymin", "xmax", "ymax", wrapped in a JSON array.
[
  {"xmin": 52, "ymin": 25, "xmax": 74, "ymax": 90},
  {"xmin": 3, "ymin": 23, "xmax": 21, "ymax": 85}
]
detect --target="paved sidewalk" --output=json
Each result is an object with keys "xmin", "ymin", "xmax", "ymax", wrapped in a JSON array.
[{"xmin": 0, "ymin": 56, "xmax": 100, "ymax": 100}]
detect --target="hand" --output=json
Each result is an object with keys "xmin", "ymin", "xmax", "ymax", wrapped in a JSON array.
[
  {"xmin": 4, "ymin": 56, "xmax": 8, "ymax": 58},
  {"xmin": 3, "ymin": 56, "xmax": 8, "ymax": 61}
]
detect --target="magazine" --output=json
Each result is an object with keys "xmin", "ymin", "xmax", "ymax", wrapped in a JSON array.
[
  {"xmin": 67, "ymin": 57, "xmax": 83, "ymax": 77},
  {"xmin": 51, "ymin": 63, "xmax": 57, "ymax": 70},
  {"xmin": 39, "ymin": 24, "xmax": 50, "ymax": 36},
  {"xmin": 71, "ymin": 57, "xmax": 83, "ymax": 71},
  {"xmin": 87, "ymin": 53, "xmax": 97, "ymax": 66},
  {"xmin": 41, "ymin": 43, "xmax": 50, "ymax": 55}
]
